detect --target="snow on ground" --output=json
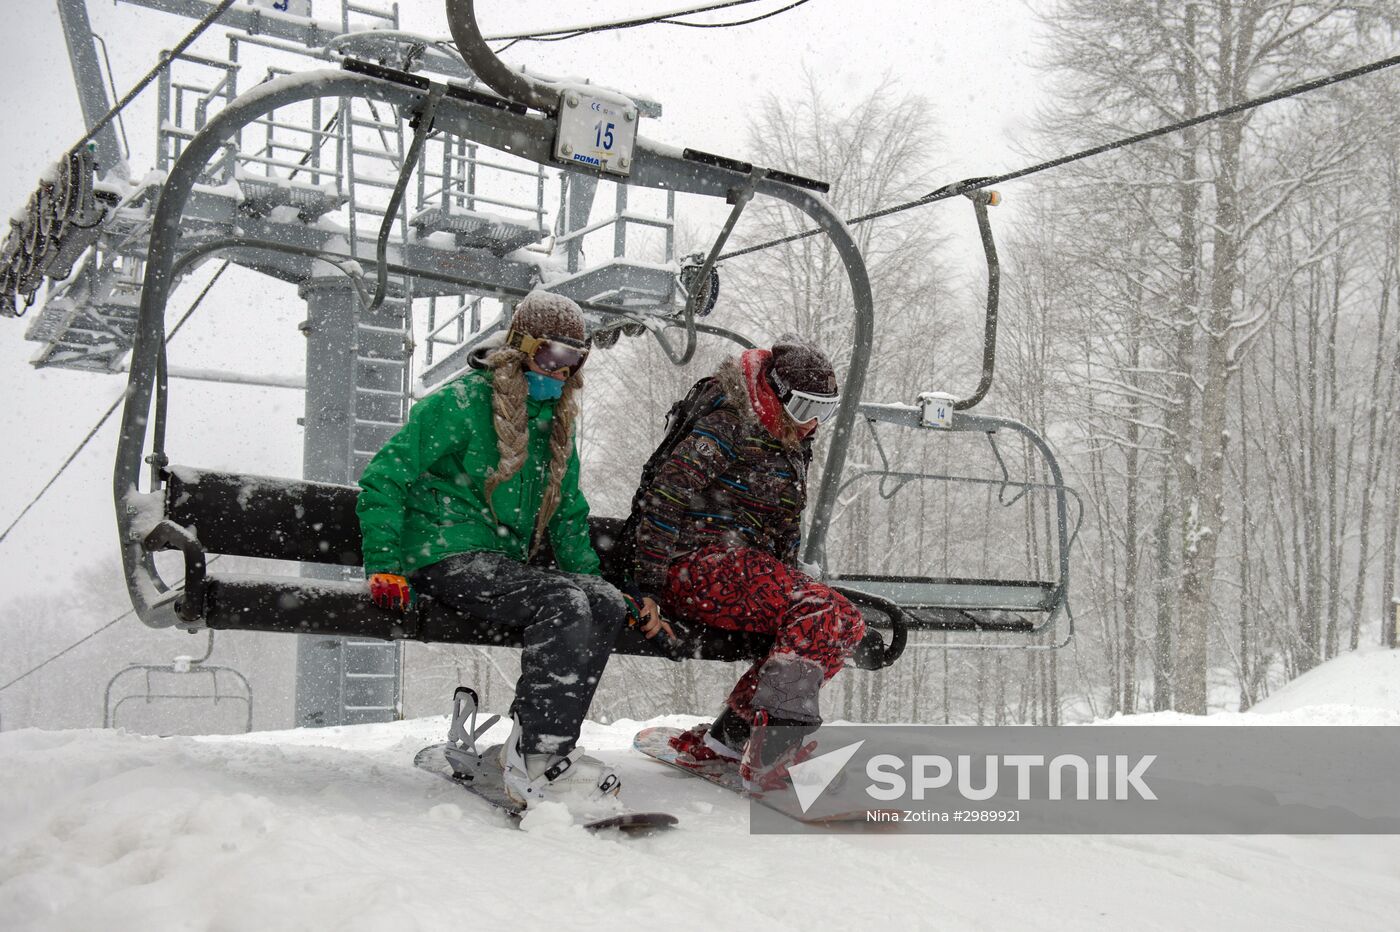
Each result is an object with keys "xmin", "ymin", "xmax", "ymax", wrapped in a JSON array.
[
  {"xmin": 4, "ymin": 655, "xmax": 1400, "ymax": 932},
  {"xmin": 1251, "ymin": 646, "xmax": 1400, "ymax": 717}
]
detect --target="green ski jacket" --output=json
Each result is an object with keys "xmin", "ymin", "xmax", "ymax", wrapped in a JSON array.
[{"xmin": 356, "ymin": 370, "xmax": 600, "ymax": 577}]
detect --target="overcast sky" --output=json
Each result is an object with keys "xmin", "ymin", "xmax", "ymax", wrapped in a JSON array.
[{"xmin": 0, "ymin": 0, "xmax": 1049, "ymax": 605}]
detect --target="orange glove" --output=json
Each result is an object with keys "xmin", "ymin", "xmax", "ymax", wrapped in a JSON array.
[{"xmin": 369, "ymin": 573, "xmax": 412, "ymax": 611}]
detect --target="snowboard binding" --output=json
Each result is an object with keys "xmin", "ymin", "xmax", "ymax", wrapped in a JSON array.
[
  {"xmin": 442, "ymin": 686, "xmax": 500, "ymax": 779},
  {"xmin": 416, "ymin": 687, "xmax": 677, "ymax": 835}
]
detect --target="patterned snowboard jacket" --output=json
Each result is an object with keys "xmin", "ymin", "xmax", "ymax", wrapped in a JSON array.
[{"xmin": 629, "ymin": 349, "xmax": 813, "ymax": 597}]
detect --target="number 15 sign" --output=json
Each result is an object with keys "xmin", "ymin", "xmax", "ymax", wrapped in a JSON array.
[{"xmin": 554, "ymin": 88, "xmax": 638, "ymax": 177}]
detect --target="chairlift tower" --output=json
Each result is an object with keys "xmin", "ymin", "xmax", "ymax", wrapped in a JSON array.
[
  {"xmin": 17, "ymin": 0, "xmax": 678, "ymax": 728},
  {"xmin": 6, "ymin": 0, "xmax": 1077, "ymax": 736}
]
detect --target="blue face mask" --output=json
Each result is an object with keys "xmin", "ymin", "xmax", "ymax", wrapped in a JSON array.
[{"xmin": 526, "ymin": 370, "xmax": 566, "ymax": 401}]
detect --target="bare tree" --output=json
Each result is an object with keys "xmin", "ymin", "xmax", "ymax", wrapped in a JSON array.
[{"xmin": 1031, "ymin": 0, "xmax": 1397, "ymax": 712}]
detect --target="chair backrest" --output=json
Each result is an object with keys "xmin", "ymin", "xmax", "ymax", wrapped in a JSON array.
[
  {"xmin": 163, "ymin": 465, "xmax": 629, "ymax": 575},
  {"xmin": 164, "ymin": 466, "xmax": 364, "ymax": 566}
]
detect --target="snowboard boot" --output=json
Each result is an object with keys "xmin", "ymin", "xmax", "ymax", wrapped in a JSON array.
[
  {"xmin": 668, "ymin": 705, "xmax": 749, "ymax": 766},
  {"xmin": 740, "ymin": 710, "xmax": 821, "ymax": 794},
  {"xmin": 499, "ymin": 714, "xmax": 622, "ymax": 812},
  {"xmin": 738, "ymin": 655, "xmax": 825, "ymax": 794}
]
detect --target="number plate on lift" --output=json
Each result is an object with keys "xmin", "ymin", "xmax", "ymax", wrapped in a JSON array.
[
  {"xmin": 554, "ymin": 89, "xmax": 637, "ymax": 176},
  {"xmin": 250, "ymin": 0, "xmax": 313, "ymax": 16},
  {"xmin": 918, "ymin": 391, "xmax": 957, "ymax": 429}
]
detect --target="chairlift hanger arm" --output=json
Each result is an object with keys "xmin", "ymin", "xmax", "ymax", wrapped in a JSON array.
[
  {"xmin": 441, "ymin": 0, "xmax": 671, "ymax": 118},
  {"xmin": 655, "ymin": 168, "xmax": 766, "ymax": 365},
  {"xmin": 370, "ymin": 84, "xmax": 445, "ymax": 312},
  {"xmin": 955, "ymin": 185, "xmax": 1001, "ymax": 411}
]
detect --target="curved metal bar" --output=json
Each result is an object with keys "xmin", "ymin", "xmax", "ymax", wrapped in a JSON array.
[
  {"xmin": 445, "ymin": 0, "xmax": 559, "ymax": 112},
  {"xmin": 115, "ymin": 72, "xmax": 427, "ymax": 626},
  {"xmin": 954, "ymin": 192, "xmax": 1001, "ymax": 411},
  {"xmin": 151, "ymin": 320, "xmax": 170, "ymax": 488},
  {"xmin": 925, "ymin": 600, "xmax": 1077, "ymax": 652},
  {"xmin": 985, "ymin": 433, "xmax": 1032, "ymax": 508},
  {"xmin": 372, "ymin": 84, "xmax": 444, "ymax": 310},
  {"xmin": 118, "ymin": 67, "xmax": 875, "ymax": 631},
  {"xmin": 834, "ymin": 468, "xmax": 1086, "ymax": 564},
  {"xmin": 692, "ymin": 321, "xmax": 756, "ymax": 350},
  {"xmin": 649, "ymin": 314, "xmax": 694, "ymax": 366},
  {"xmin": 830, "ymin": 586, "xmax": 909, "ymax": 668},
  {"xmin": 190, "ymin": 629, "xmax": 216, "ymax": 665},
  {"xmin": 655, "ymin": 170, "xmax": 765, "ymax": 365}
]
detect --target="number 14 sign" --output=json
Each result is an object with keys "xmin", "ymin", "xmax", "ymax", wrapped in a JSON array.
[{"xmin": 554, "ymin": 89, "xmax": 638, "ymax": 177}]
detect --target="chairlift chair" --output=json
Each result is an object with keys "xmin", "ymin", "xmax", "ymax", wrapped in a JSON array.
[
  {"xmin": 103, "ymin": 631, "xmax": 253, "ymax": 734},
  {"xmin": 118, "ymin": 1, "xmax": 1075, "ymax": 675}
]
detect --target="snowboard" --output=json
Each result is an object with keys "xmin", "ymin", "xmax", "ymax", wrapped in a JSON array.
[
  {"xmin": 415, "ymin": 741, "xmax": 678, "ymax": 836},
  {"xmin": 632, "ymin": 726, "xmax": 881, "ymax": 825}
]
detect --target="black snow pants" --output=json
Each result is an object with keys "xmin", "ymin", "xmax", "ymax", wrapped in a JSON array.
[{"xmin": 411, "ymin": 551, "xmax": 627, "ymax": 756}]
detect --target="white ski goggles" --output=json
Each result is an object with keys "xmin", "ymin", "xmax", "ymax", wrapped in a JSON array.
[{"xmin": 770, "ymin": 371, "xmax": 840, "ymax": 425}]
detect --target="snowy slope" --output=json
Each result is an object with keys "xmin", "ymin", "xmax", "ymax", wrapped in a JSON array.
[
  {"xmin": 4, "ymin": 667, "xmax": 1400, "ymax": 931},
  {"xmin": 1250, "ymin": 647, "xmax": 1400, "ymax": 717}
]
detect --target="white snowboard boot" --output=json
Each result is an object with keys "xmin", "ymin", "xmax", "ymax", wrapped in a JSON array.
[{"xmin": 499, "ymin": 714, "xmax": 622, "ymax": 812}]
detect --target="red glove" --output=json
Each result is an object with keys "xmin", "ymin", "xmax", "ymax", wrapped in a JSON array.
[{"xmin": 369, "ymin": 573, "xmax": 412, "ymax": 612}]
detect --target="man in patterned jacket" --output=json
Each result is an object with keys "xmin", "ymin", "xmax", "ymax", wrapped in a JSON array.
[{"xmin": 624, "ymin": 336, "xmax": 866, "ymax": 790}]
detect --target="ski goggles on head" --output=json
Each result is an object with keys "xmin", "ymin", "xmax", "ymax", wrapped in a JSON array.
[
  {"xmin": 770, "ymin": 370, "xmax": 841, "ymax": 425},
  {"xmin": 507, "ymin": 330, "xmax": 590, "ymax": 377}
]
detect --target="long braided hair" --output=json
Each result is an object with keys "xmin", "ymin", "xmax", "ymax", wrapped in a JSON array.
[{"xmin": 480, "ymin": 314, "xmax": 585, "ymax": 558}]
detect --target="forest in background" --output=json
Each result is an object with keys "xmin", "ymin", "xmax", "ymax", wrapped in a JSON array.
[{"xmin": 2, "ymin": 1, "xmax": 1397, "ymax": 733}]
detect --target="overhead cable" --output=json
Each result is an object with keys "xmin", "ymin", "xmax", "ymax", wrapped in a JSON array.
[
  {"xmin": 0, "ymin": 261, "xmax": 230, "ymax": 549},
  {"xmin": 0, "ymin": 556, "xmax": 220, "ymax": 695},
  {"xmin": 0, "ymin": 608, "xmax": 130, "ymax": 693},
  {"xmin": 720, "ymin": 51, "xmax": 1400, "ymax": 261},
  {"xmin": 658, "ymin": 0, "xmax": 811, "ymax": 29},
  {"xmin": 487, "ymin": 0, "xmax": 809, "ymax": 44},
  {"xmin": 74, "ymin": 0, "xmax": 237, "ymax": 153}
]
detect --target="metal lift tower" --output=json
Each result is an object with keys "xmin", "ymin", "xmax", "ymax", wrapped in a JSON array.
[{"xmin": 14, "ymin": 0, "xmax": 678, "ymax": 727}]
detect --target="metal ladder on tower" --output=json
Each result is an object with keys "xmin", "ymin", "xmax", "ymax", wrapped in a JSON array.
[{"xmin": 334, "ymin": 0, "xmax": 415, "ymax": 725}]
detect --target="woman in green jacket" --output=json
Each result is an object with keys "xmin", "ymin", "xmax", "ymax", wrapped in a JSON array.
[{"xmin": 356, "ymin": 291, "xmax": 627, "ymax": 809}]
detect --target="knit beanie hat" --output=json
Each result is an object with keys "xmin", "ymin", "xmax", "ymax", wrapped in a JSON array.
[
  {"xmin": 771, "ymin": 335, "xmax": 837, "ymax": 395},
  {"xmin": 510, "ymin": 291, "xmax": 587, "ymax": 343}
]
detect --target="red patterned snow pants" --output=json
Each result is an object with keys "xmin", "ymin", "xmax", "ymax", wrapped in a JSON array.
[{"xmin": 660, "ymin": 545, "xmax": 866, "ymax": 722}]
